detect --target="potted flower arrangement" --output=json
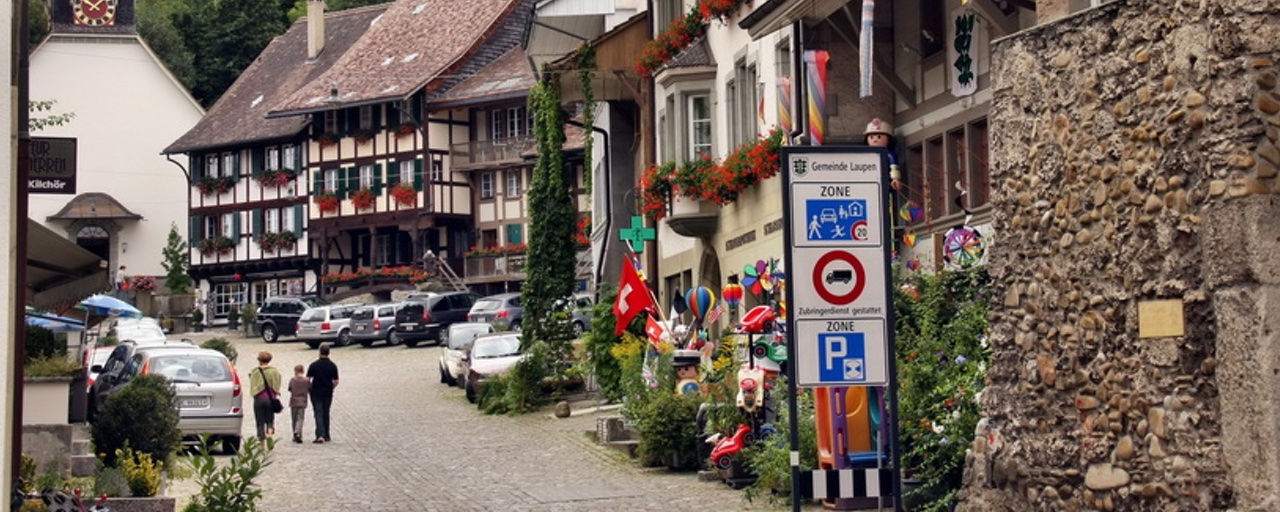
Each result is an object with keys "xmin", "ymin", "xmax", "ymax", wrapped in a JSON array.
[
  {"xmin": 257, "ymin": 168, "xmax": 296, "ymax": 187},
  {"xmin": 573, "ymin": 216, "xmax": 591, "ymax": 248},
  {"xmin": 640, "ymin": 162, "xmax": 676, "ymax": 220},
  {"xmin": 639, "ymin": 129, "xmax": 785, "ymax": 218},
  {"xmin": 351, "ymin": 188, "xmax": 376, "ymax": 211},
  {"xmin": 314, "ymin": 191, "xmax": 340, "ymax": 214},
  {"xmin": 128, "ymin": 275, "xmax": 157, "ymax": 293},
  {"xmin": 197, "ymin": 176, "xmax": 236, "ymax": 196},
  {"xmin": 316, "ymin": 132, "xmax": 338, "ymax": 147},
  {"xmin": 196, "ymin": 236, "xmax": 234, "ymax": 256},
  {"xmin": 395, "ymin": 122, "xmax": 416, "ymax": 137},
  {"xmin": 353, "ymin": 128, "xmax": 377, "ymax": 145},
  {"xmin": 390, "ymin": 183, "xmax": 417, "ymax": 207}
]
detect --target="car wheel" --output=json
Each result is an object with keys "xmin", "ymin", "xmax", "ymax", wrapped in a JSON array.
[
  {"xmin": 223, "ymin": 436, "xmax": 241, "ymax": 455},
  {"xmin": 465, "ymin": 381, "xmax": 477, "ymax": 403},
  {"xmin": 438, "ymin": 364, "xmax": 448, "ymax": 384},
  {"xmin": 337, "ymin": 329, "xmax": 352, "ymax": 347},
  {"xmin": 716, "ymin": 455, "xmax": 733, "ymax": 470},
  {"xmin": 262, "ymin": 324, "xmax": 278, "ymax": 343},
  {"xmin": 306, "ymin": 340, "xmax": 320, "ymax": 349},
  {"xmin": 388, "ymin": 330, "xmax": 401, "ymax": 345},
  {"xmin": 511, "ymin": 322, "xmax": 522, "ymax": 332},
  {"xmin": 360, "ymin": 340, "xmax": 373, "ymax": 348}
]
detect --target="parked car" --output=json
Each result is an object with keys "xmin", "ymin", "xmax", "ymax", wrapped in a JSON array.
[
  {"xmin": 256, "ymin": 296, "xmax": 326, "ymax": 343},
  {"xmin": 92, "ymin": 345, "xmax": 243, "ymax": 454},
  {"xmin": 438, "ymin": 322, "xmax": 495, "ymax": 386},
  {"xmin": 350, "ymin": 303, "xmax": 400, "ymax": 347},
  {"xmin": 83, "ymin": 346, "xmax": 115, "ymax": 390},
  {"xmin": 296, "ymin": 304, "xmax": 361, "ymax": 348},
  {"xmin": 392, "ymin": 291, "xmax": 480, "ymax": 347},
  {"xmin": 113, "ymin": 322, "xmax": 167, "ymax": 344},
  {"xmin": 461, "ymin": 332, "xmax": 523, "ymax": 403},
  {"xmin": 467, "ymin": 293, "xmax": 524, "ymax": 331},
  {"xmin": 87, "ymin": 339, "xmax": 198, "ymax": 421},
  {"xmin": 562, "ymin": 292, "xmax": 595, "ymax": 337}
]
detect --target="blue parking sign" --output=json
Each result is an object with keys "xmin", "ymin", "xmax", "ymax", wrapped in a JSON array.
[
  {"xmin": 805, "ymin": 199, "xmax": 868, "ymax": 241},
  {"xmin": 817, "ymin": 332, "xmax": 866, "ymax": 382}
]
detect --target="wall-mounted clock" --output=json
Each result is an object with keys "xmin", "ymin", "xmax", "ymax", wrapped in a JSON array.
[{"xmin": 71, "ymin": 0, "xmax": 117, "ymax": 27}]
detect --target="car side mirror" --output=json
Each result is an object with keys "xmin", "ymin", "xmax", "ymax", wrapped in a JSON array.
[{"xmin": 90, "ymin": 364, "xmax": 103, "ymax": 373}]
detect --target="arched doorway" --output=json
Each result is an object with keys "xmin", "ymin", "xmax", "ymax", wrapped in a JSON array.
[{"xmin": 76, "ymin": 225, "xmax": 110, "ymax": 261}]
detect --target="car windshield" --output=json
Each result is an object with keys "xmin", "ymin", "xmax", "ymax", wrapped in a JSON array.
[
  {"xmin": 147, "ymin": 354, "xmax": 231, "ymax": 383},
  {"xmin": 448, "ymin": 325, "xmax": 493, "ymax": 350},
  {"xmin": 471, "ymin": 299, "xmax": 502, "ymax": 313},
  {"xmin": 301, "ymin": 309, "xmax": 325, "ymax": 322},
  {"xmin": 352, "ymin": 308, "xmax": 374, "ymax": 320},
  {"xmin": 472, "ymin": 335, "xmax": 521, "ymax": 359}
]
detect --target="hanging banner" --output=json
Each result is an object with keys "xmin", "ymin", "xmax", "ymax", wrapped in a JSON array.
[
  {"xmin": 860, "ymin": 0, "xmax": 875, "ymax": 98},
  {"xmin": 758, "ymin": 82, "xmax": 767, "ymax": 126},
  {"xmin": 804, "ymin": 50, "xmax": 829, "ymax": 146},
  {"xmin": 777, "ymin": 76, "xmax": 793, "ymax": 133},
  {"xmin": 948, "ymin": 8, "xmax": 981, "ymax": 97}
]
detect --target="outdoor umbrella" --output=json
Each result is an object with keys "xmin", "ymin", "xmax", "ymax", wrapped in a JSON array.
[
  {"xmin": 76, "ymin": 294, "xmax": 141, "ymax": 318},
  {"xmin": 24, "ymin": 307, "xmax": 86, "ymax": 332}
]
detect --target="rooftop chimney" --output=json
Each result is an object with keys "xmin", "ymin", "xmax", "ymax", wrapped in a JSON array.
[{"xmin": 307, "ymin": 0, "xmax": 327, "ymax": 60}]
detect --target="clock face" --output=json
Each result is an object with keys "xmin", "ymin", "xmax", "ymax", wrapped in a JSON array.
[{"xmin": 72, "ymin": 0, "xmax": 118, "ymax": 27}]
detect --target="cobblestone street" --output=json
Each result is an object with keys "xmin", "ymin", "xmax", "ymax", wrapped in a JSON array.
[{"xmin": 169, "ymin": 330, "xmax": 786, "ymax": 511}]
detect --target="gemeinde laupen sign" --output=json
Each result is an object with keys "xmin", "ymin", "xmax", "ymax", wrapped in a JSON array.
[{"xmin": 28, "ymin": 137, "xmax": 77, "ymax": 194}]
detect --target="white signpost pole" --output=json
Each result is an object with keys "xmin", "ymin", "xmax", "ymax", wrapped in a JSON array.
[{"xmin": 782, "ymin": 146, "xmax": 901, "ymax": 511}]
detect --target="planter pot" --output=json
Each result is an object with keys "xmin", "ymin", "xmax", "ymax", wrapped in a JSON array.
[{"xmin": 22, "ymin": 377, "xmax": 72, "ymax": 425}]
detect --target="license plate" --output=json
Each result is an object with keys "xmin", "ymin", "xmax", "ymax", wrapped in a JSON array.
[
  {"xmin": 180, "ymin": 397, "xmax": 209, "ymax": 408},
  {"xmin": 355, "ymin": 325, "xmax": 366, "ymax": 331},
  {"xmin": 402, "ymin": 323, "xmax": 417, "ymax": 329}
]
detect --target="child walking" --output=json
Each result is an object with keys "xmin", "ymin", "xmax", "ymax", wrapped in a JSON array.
[{"xmin": 287, "ymin": 364, "xmax": 311, "ymax": 444}]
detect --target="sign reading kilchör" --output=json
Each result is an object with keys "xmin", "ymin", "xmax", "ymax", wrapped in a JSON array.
[{"xmin": 27, "ymin": 137, "xmax": 77, "ymax": 194}]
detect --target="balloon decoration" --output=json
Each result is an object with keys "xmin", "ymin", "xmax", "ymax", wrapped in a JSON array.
[
  {"xmin": 722, "ymin": 278, "xmax": 744, "ymax": 308},
  {"xmin": 685, "ymin": 286, "xmax": 716, "ymax": 322}
]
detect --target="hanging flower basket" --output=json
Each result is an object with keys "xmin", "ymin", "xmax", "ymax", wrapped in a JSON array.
[
  {"xmin": 390, "ymin": 183, "xmax": 417, "ymax": 207},
  {"xmin": 351, "ymin": 188, "xmax": 376, "ymax": 211},
  {"xmin": 197, "ymin": 176, "xmax": 237, "ymax": 196},
  {"xmin": 314, "ymin": 192, "xmax": 340, "ymax": 214},
  {"xmin": 257, "ymin": 168, "xmax": 296, "ymax": 187},
  {"xmin": 196, "ymin": 236, "xmax": 235, "ymax": 256}
]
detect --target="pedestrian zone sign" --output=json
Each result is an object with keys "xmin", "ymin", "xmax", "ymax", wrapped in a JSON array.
[{"xmin": 805, "ymin": 199, "xmax": 868, "ymax": 241}]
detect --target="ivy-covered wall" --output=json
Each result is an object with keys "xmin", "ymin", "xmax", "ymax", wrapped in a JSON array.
[{"xmin": 960, "ymin": 0, "xmax": 1280, "ymax": 510}]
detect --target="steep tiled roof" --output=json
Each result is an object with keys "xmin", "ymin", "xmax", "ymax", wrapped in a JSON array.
[
  {"xmin": 268, "ymin": 0, "xmax": 525, "ymax": 116},
  {"xmin": 165, "ymin": 5, "xmax": 388, "ymax": 154},
  {"xmin": 429, "ymin": 47, "xmax": 536, "ymax": 108},
  {"xmin": 665, "ymin": 37, "xmax": 715, "ymax": 69}
]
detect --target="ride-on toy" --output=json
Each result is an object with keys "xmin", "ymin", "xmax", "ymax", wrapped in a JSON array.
[{"xmin": 708, "ymin": 424, "xmax": 756, "ymax": 469}]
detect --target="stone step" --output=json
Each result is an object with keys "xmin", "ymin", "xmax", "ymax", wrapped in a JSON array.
[
  {"xmin": 72, "ymin": 438, "xmax": 91, "ymax": 455},
  {"xmin": 70, "ymin": 454, "xmax": 97, "ymax": 478}
]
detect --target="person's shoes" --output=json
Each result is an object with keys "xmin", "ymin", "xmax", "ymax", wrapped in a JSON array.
[
  {"xmin": 293, "ymin": 435, "xmax": 302, "ymax": 444},
  {"xmin": 313, "ymin": 438, "xmax": 325, "ymax": 444}
]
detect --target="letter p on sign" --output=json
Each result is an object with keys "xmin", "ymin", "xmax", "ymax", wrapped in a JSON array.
[{"xmin": 824, "ymin": 336, "xmax": 847, "ymax": 370}]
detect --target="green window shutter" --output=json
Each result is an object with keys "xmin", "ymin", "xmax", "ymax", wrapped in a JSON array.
[
  {"xmin": 293, "ymin": 205, "xmax": 304, "ymax": 234},
  {"xmin": 232, "ymin": 152, "xmax": 241, "ymax": 178},
  {"xmin": 372, "ymin": 164, "xmax": 383, "ymax": 194},
  {"xmin": 232, "ymin": 213, "xmax": 242, "ymax": 245},
  {"xmin": 413, "ymin": 159, "xmax": 424, "ymax": 191},
  {"xmin": 190, "ymin": 155, "xmax": 201, "ymax": 181},
  {"xmin": 411, "ymin": 94, "xmax": 423, "ymax": 124},
  {"xmin": 506, "ymin": 224, "xmax": 523, "ymax": 244},
  {"xmin": 312, "ymin": 169, "xmax": 324, "ymax": 194},
  {"xmin": 252, "ymin": 209, "xmax": 263, "ymax": 241},
  {"xmin": 343, "ymin": 109, "xmax": 357, "ymax": 136},
  {"xmin": 338, "ymin": 167, "xmax": 351, "ymax": 198},
  {"xmin": 310, "ymin": 114, "xmax": 323, "ymax": 138},
  {"xmin": 294, "ymin": 145, "xmax": 303, "ymax": 170},
  {"xmin": 189, "ymin": 216, "xmax": 203, "ymax": 246},
  {"xmin": 387, "ymin": 165, "xmax": 400, "ymax": 188},
  {"xmin": 251, "ymin": 148, "xmax": 264, "ymax": 177},
  {"xmin": 372, "ymin": 106, "xmax": 383, "ymax": 131}
]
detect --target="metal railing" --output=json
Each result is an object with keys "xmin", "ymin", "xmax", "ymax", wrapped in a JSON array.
[{"xmin": 449, "ymin": 136, "xmax": 535, "ymax": 169}]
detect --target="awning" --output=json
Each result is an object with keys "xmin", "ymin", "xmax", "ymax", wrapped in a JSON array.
[
  {"xmin": 739, "ymin": 0, "xmax": 851, "ymax": 39},
  {"xmin": 27, "ymin": 219, "xmax": 109, "ymax": 311},
  {"xmin": 47, "ymin": 192, "xmax": 142, "ymax": 221}
]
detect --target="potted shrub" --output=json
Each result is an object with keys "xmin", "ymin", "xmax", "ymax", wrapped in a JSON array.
[
  {"xmin": 190, "ymin": 309, "xmax": 204, "ymax": 333},
  {"xmin": 239, "ymin": 303, "xmax": 258, "ymax": 337}
]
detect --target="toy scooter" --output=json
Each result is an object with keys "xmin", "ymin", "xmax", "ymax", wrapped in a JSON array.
[{"xmin": 708, "ymin": 424, "xmax": 756, "ymax": 469}]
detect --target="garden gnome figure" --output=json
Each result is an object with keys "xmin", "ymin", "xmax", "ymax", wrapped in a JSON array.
[{"xmin": 864, "ymin": 118, "xmax": 901, "ymax": 191}]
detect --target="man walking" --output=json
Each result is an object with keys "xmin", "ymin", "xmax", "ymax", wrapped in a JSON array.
[{"xmin": 306, "ymin": 343, "xmax": 340, "ymax": 443}]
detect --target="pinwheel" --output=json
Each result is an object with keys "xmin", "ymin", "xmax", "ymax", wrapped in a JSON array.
[{"xmin": 742, "ymin": 261, "xmax": 767, "ymax": 295}]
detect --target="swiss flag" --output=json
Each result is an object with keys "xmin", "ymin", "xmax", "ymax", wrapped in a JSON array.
[
  {"xmin": 614, "ymin": 257, "xmax": 656, "ymax": 335},
  {"xmin": 645, "ymin": 316, "xmax": 667, "ymax": 346}
]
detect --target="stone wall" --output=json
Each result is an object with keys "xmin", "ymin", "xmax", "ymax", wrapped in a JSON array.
[{"xmin": 958, "ymin": 1, "xmax": 1280, "ymax": 510}]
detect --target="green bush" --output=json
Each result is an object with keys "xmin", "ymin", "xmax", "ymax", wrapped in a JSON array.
[
  {"xmin": 503, "ymin": 341, "xmax": 550, "ymax": 413},
  {"xmin": 93, "ymin": 466, "xmax": 128, "ymax": 498},
  {"xmin": 116, "ymin": 446, "xmax": 162, "ymax": 497},
  {"xmin": 19, "ymin": 454, "xmax": 36, "ymax": 492},
  {"xmin": 633, "ymin": 391, "xmax": 699, "ymax": 469},
  {"xmin": 24, "ymin": 326, "xmax": 64, "ymax": 363},
  {"xmin": 477, "ymin": 374, "xmax": 511, "ymax": 414},
  {"xmin": 91, "ymin": 374, "xmax": 181, "ymax": 467},
  {"xmin": 743, "ymin": 379, "xmax": 817, "ymax": 505},
  {"xmin": 200, "ymin": 337, "xmax": 237, "ymax": 363},
  {"xmin": 584, "ymin": 284, "xmax": 624, "ymax": 402},
  {"xmin": 183, "ymin": 436, "xmax": 273, "ymax": 512},
  {"xmin": 23, "ymin": 356, "xmax": 81, "ymax": 377}
]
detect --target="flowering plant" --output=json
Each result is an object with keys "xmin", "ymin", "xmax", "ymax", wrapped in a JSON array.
[
  {"xmin": 573, "ymin": 215, "xmax": 591, "ymax": 247},
  {"xmin": 127, "ymin": 275, "xmax": 157, "ymax": 292},
  {"xmin": 197, "ymin": 176, "xmax": 236, "ymax": 196},
  {"xmin": 351, "ymin": 187, "xmax": 376, "ymax": 211},
  {"xmin": 639, "ymin": 129, "xmax": 784, "ymax": 220},
  {"xmin": 316, "ymin": 132, "xmax": 338, "ymax": 147},
  {"xmin": 258, "ymin": 231, "xmax": 298, "ymax": 253},
  {"xmin": 321, "ymin": 265, "xmax": 431, "ymax": 285},
  {"xmin": 395, "ymin": 123, "xmax": 416, "ymax": 137},
  {"xmin": 196, "ymin": 236, "xmax": 235, "ymax": 256},
  {"xmin": 502, "ymin": 243, "xmax": 528, "ymax": 256},
  {"xmin": 463, "ymin": 245, "xmax": 502, "ymax": 258},
  {"xmin": 257, "ymin": 168, "xmax": 296, "ymax": 187},
  {"xmin": 314, "ymin": 192, "xmax": 340, "ymax": 214},
  {"xmin": 390, "ymin": 183, "xmax": 417, "ymax": 207},
  {"xmin": 895, "ymin": 267, "xmax": 989, "ymax": 510},
  {"xmin": 635, "ymin": 0, "xmax": 750, "ymax": 78},
  {"xmin": 353, "ymin": 128, "xmax": 377, "ymax": 144}
]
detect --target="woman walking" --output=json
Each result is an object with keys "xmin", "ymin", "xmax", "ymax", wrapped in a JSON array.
[{"xmin": 249, "ymin": 351, "xmax": 283, "ymax": 448}]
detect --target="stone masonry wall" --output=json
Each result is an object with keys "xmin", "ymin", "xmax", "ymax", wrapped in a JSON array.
[{"xmin": 958, "ymin": 1, "xmax": 1280, "ymax": 510}]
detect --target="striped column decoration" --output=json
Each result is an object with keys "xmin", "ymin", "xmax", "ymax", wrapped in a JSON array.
[
  {"xmin": 799, "ymin": 468, "xmax": 896, "ymax": 500},
  {"xmin": 860, "ymin": 0, "xmax": 875, "ymax": 98},
  {"xmin": 804, "ymin": 50, "xmax": 829, "ymax": 146}
]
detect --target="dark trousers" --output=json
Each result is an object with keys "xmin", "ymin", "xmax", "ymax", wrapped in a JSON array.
[{"xmin": 311, "ymin": 391, "xmax": 333, "ymax": 440}]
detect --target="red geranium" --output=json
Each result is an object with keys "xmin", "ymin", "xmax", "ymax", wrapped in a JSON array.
[
  {"xmin": 351, "ymin": 188, "xmax": 376, "ymax": 211},
  {"xmin": 315, "ymin": 192, "xmax": 340, "ymax": 214},
  {"xmin": 390, "ymin": 183, "xmax": 417, "ymax": 207}
]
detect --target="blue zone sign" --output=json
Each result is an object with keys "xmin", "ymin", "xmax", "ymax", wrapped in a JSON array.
[
  {"xmin": 804, "ymin": 199, "xmax": 869, "ymax": 241},
  {"xmin": 817, "ymin": 332, "xmax": 866, "ymax": 383}
]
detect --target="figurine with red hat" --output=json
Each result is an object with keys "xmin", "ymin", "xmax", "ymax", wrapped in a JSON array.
[{"xmin": 864, "ymin": 118, "xmax": 902, "ymax": 191}]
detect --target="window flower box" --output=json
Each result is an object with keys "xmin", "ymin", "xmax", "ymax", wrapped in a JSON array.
[
  {"xmin": 464, "ymin": 246, "xmax": 502, "ymax": 258},
  {"xmin": 196, "ymin": 236, "xmax": 234, "ymax": 256},
  {"xmin": 351, "ymin": 188, "xmax": 376, "ymax": 211},
  {"xmin": 196, "ymin": 176, "xmax": 236, "ymax": 196},
  {"xmin": 257, "ymin": 168, "xmax": 297, "ymax": 187},
  {"xmin": 316, "ymin": 132, "xmax": 338, "ymax": 147},
  {"xmin": 258, "ymin": 231, "xmax": 298, "ymax": 253},
  {"xmin": 395, "ymin": 123, "xmax": 416, "ymax": 137},
  {"xmin": 640, "ymin": 129, "xmax": 784, "ymax": 220},
  {"xmin": 314, "ymin": 192, "xmax": 340, "ymax": 214},
  {"xmin": 353, "ymin": 129, "xmax": 377, "ymax": 145},
  {"xmin": 390, "ymin": 183, "xmax": 417, "ymax": 207},
  {"xmin": 320, "ymin": 265, "xmax": 431, "ymax": 286}
]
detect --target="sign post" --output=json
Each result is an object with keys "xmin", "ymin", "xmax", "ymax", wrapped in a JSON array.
[
  {"xmin": 26, "ymin": 137, "xmax": 77, "ymax": 194},
  {"xmin": 782, "ymin": 147, "xmax": 900, "ymax": 510}
]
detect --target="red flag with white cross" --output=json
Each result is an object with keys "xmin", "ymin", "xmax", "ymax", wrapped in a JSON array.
[
  {"xmin": 645, "ymin": 316, "xmax": 667, "ymax": 346},
  {"xmin": 614, "ymin": 257, "xmax": 656, "ymax": 335}
]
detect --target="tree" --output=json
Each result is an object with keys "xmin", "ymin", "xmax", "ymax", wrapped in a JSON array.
[
  {"xmin": 28, "ymin": 0, "xmax": 49, "ymax": 50},
  {"xmin": 137, "ymin": 0, "xmax": 196, "ymax": 90},
  {"xmin": 175, "ymin": 0, "xmax": 288, "ymax": 107},
  {"xmin": 287, "ymin": 0, "xmax": 393, "ymax": 22},
  {"xmin": 521, "ymin": 77, "xmax": 578, "ymax": 363},
  {"xmin": 29, "ymin": 100, "xmax": 74, "ymax": 131},
  {"xmin": 161, "ymin": 223, "xmax": 193, "ymax": 294}
]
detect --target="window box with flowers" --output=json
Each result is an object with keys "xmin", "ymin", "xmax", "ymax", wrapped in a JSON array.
[
  {"xmin": 353, "ymin": 128, "xmax": 377, "ymax": 145},
  {"xmin": 314, "ymin": 192, "xmax": 340, "ymax": 214},
  {"xmin": 320, "ymin": 265, "xmax": 431, "ymax": 286},
  {"xmin": 258, "ymin": 231, "xmax": 298, "ymax": 253},
  {"xmin": 351, "ymin": 187, "xmax": 376, "ymax": 211},
  {"xmin": 635, "ymin": 0, "xmax": 750, "ymax": 78},
  {"xmin": 395, "ymin": 122, "xmax": 416, "ymax": 137},
  {"xmin": 197, "ymin": 176, "xmax": 237, "ymax": 196},
  {"xmin": 390, "ymin": 183, "xmax": 417, "ymax": 207},
  {"xmin": 463, "ymin": 246, "xmax": 502, "ymax": 259},
  {"xmin": 196, "ymin": 236, "xmax": 235, "ymax": 256},
  {"xmin": 257, "ymin": 168, "xmax": 297, "ymax": 187},
  {"xmin": 316, "ymin": 132, "xmax": 339, "ymax": 147},
  {"xmin": 502, "ymin": 243, "xmax": 528, "ymax": 256},
  {"xmin": 639, "ymin": 129, "xmax": 784, "ymax": 220}
]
